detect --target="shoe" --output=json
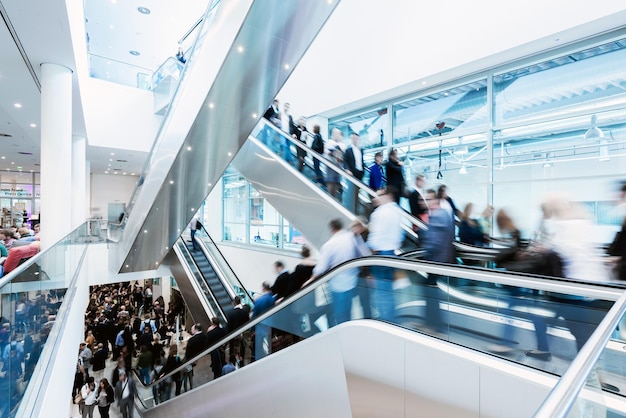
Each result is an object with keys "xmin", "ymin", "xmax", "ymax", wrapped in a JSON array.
[
  {"xmin": 525, "ymin": 350, "xmax": 552, "ymax": 360},
  {"xmin": 488, "ymin": 344, "xmax": 514, "ymax": 354}
]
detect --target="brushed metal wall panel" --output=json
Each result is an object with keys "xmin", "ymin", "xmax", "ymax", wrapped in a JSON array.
[{"xmin": 113, "ymin": 0, "xmax": 340, "ymax": 272}]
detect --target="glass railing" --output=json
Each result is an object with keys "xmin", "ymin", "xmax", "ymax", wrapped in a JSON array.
[
  {"xmin": 134, "ymin": 256, "xmax": 625, "ymax": 410},
  {"xmin": 195, "ymin": 226, "xmax": 255, "ymax": 308},
  {"xmin": 116, "ymin": 0, "xmax": 223, "ymax": 231},
  {"xmin": 1, "ymin": 224, "xmax": 91, "ymax": 417},
  {"xmin": 251, "ymin": 119, "xmax": 426, "ymax": 239},
  {"xmin": 534, "ymin": 289, "xmax": 626, "ymax": 417}
]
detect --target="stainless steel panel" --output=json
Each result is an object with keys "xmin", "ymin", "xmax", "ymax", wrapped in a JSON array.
[
  {"xmin": 164, "ymin": 249, "xmax": 212, "ymax": 327},
  {"xmin": 234, "ymin": 135, "xmax": 356, "ymax": 249},
  {"xmin": 112, "ymin": 0, "xmax": 340, "ymax": 272}
]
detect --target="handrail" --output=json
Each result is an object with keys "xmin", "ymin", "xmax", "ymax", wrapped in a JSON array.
[
  {"xmin": 255, "ymin": 119, "xmax": 428, "ymax": 233},
  {"xmin": 136, "ymin": 255, "xmax": 625, "ymax": 393},
  {"xmin": 19, "ymin": 238, "xmax": 89, "ymax": 417},
  {"xmin": 196, "ymin": 225, "xmax": 255, "ymax": 305},
  {"xmin": 118, "ymin": 0, "xmax": 223, "ymax": 230},
  {"xmin": 173, "ymin": 240, "xmax": 223, "ymax": 321},
  {"xmin": 179, "ymin": 16, "xmax": 205, "ymax": 45},
  {"xmin": 534, "ymin": 288, "xmax": 626, "ymax": 417}
]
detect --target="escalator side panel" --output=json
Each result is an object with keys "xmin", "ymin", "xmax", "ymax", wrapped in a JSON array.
[
  {"xmin": 140, "ymin": 322, "xmax": 564, "ymax": 418},
  {"xmin": 164, "ymin": 250, "xmax": 212, "ymax": 326},
  {"xmin": 116, "ymin": 0, "xmax": 341, "ymax": 272},
  {"xmin": 234, "ymin": 136, "xmax": 356, "ymax": 249}
]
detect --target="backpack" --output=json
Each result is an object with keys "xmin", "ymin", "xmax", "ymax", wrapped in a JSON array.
[
  {"xmin": 311, "ymin": 133, "xmax": 324, "ymax": 154},
  {"xmin": 196, "ymin": 219, "xmax": 202, "ymax": 230}
]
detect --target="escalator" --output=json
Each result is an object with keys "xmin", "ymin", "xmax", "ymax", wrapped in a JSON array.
[
  {"xmin": 168, "ymin": 226, "xmax": 254, "ymax": 326},
  {"xmin": 112, "ymin": 0, "xmax": 341, "ymax": 273},
  {"xmin": 135, "ymin": 256, "xmax": 626, "ymax": 417},
  {"xmin": 232, "ymin": 119, "xmax": 426, "ymax": 250}
]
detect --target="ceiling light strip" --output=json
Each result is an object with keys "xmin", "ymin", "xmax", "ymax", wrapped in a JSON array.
[{"xmin": 0, "ymin": 2, "xmax": 41, "ymax": 92}]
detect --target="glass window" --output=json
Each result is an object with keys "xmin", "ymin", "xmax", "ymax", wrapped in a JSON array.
[{"xmin": 329, "ymin": 107, "xmax": 389, "ymax": 150}]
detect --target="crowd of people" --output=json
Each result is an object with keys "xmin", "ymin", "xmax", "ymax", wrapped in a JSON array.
[
  {"xmin": 74, "ymin": 281, "xmax": 187, "ymax": 418},
  {"xmin": 0, "ymin": 224, "xmax": 41, "ymax": 277}
]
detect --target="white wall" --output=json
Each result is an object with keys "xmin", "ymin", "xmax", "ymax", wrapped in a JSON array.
[
  {"xmin": 90, "ymin": 173, "xmax": 139, "ymax": 218},
  {"xmin": 81, "ymin": 77, "xmax": 161, "ymax": 151}
]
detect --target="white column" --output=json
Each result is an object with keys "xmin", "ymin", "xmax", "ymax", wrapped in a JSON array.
[
  {"xmin": 71, "ymin": 135, "xmax": 87, "ymax": 229},
  {"xmin": 40, "ymin": 63, "xmax": 73, "ymax": 250}
]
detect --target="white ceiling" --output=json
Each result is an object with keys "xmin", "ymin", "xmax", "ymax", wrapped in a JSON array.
[{"xmin": 0, "ymin": 0, "xmax": 625, "ymax": 178}]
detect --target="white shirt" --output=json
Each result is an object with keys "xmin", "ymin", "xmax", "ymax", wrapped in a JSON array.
[
  {"xmin": 368, "ymin": 202, "xmax": 405, "ymax": 251},
  {"xmin": 353, "ymin": 146, "xmax": 363, "ymax": 171},
  {"xmin": 313, "ymin": 229, "xmax": 363, "ymax": 292},
  {"xmin": 281, "ymin": 112, "xmax": 291, "ymax": 134}
]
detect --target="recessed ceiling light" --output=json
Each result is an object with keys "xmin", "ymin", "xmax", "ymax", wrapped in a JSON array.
[
  {"xmin": 29, "ymin": 123, "xmax": 36, "ymax": 128},
  {"xmin": 10, "ymin": 162, "xmax": 14, "ymax": 165},
  {"xmin": 129, "ymin": 50, "xmax": 140, "ymax": 56},
  {"xmin": 237, "ymin": 45, "xmax": 244, "ymax": 53},
  {"xmin": 109, "ymin": 25, "xmax": 115, "ymax": 30},
  {"xmin": 107, "ymin": 61, "xmax": 111, "ymax": 65},
  {"xmin": 1, "ymin": 157, "xmax": 4, "ymax": 160},
  {"xmin": 208, "ymin": 103, "xmax": 214, "ymax": 109},
  {"xmin": 123, "ymin": 172, "xmax": 127, "ymax": 175},
  {"xmin": 252, "ymin": 113, "xmax": 257, "ymax": 118},
  {"xmin": 283, "ymin": 64, "xmax": 290, "ymax": 70},
  {"xmin": 13, "ymin": 103, "xmax": 22, "ymax": 108},
  {"xmin": 169, "ymin": 180, "xmax": 174, "ymax": 184},
  {"xmin": 131, "ymin": 173, "xmax": 135, "ymax": 175},
  {"xmin": 137, "ymin": 6, "xmax": 151, "ymax": 14},
  {"xmin": 187, "ymin": 146, "xmax": 192, "ymax": 151},
  {"xmin": 110, "ymin": 152, "xmax": 115, "ymax": 156}
]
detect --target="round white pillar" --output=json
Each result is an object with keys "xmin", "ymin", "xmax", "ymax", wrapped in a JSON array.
[
  {"xmin": 71, "ymin": 135, "xmax": 87, "ymax": 229},
  {"xmin": 40, "ymin": 63, "xmax": 73, "ymax": 250}
]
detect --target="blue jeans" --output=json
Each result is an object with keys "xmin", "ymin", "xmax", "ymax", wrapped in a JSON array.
[
  {"xmin": 332, "ymin": 288, "xmax": 356, "ymax": 325},
  {"xmin": 190, "ymin": 229, "xmax": 198, "ymax": 250},
  {"xmin": 139, "ymin": 367, "xmax": 151, "ymax": 385},
  {"xmin": 371, "ymin": 250, "xmax": 397, "ymax": 322}
]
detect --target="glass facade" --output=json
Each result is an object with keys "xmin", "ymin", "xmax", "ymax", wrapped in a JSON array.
[
  {"xmin": 329, "ymin": 36, "xmax": 626, "ymax": 242},
  {"xmin": 222, "ymin": 167, "xmax": 303, "ymax": 250}
]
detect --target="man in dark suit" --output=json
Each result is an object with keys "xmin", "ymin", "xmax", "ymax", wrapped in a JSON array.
[
  {"xmin": 343, "ymin": 132, "xmax": 364, "ymax": 213},
  {"xmin": 226, "ymin": 296, "xmax": 249, "ymax": 333},
  {"xmin": 226, "ymin": 296, "xmax": 249, "ymax": 365},
  {"xmin": 206, "ymin": 317, "xmax": 227, "ymax": 379},
  {"xmin": 182, "ymin": 323, "xmax": 205, "ymax": 390},
  {"xmin": 408, "ymin": 174, "xmax": 429, "ymax": 226},
  {"xmin": 271, "ymin": 260, "xmax": 291, "ymax": 302},
  {"xmin": 115, "ymin": 370, "xmax": 136, "ymax": 418}
]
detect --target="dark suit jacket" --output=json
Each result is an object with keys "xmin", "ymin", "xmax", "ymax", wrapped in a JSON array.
[
  {"xmin": 184, "ymin": 332, "xmax": 206, "ymax": 362},
  {"xmin": 343, "ymin": 147, "xmax": 364, "ymax": 180},
  {"xmin": 271, "ymin": 271, "xmax": 292, "ymax": 300},
  {"xmin": 408, "ymin": 190, "xmax": 428, "ymax": 219},
  {"xmin": 263, "ymin": 105, "xmax": 278, "ymax": 121},
  {"xmin": 226, "ymin": 307, "xmax": 249, "ymax": 333}
]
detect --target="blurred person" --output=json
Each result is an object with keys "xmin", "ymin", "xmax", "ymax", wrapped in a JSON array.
[
  {"xmin": 271, "ymin": 260, "xmax": 292, "ymax": 302},
  {"xmin": 421, "ymin": 189, "xmax": 455, "ymax": 333},
  {"xmin": 408, "ymin": 174, "xmax": 429, "ymax": 224},
  {"xmin": 293, "ymin": 117, "xmax": 308, "ymax": 172},
  {"xmin": 251, "ymin": 282, "xmax": 275, "ymax": 361},
  {"xmin": 326, "ymin": 145, "xmax": 344, "ymax": 200},
  {"xmin": 159, "ymin": 344, "xmax": 182, "ymax": 399},
  {"xmin": 80, "ymin": 376, "xmax": 97, "ymax": 418},
  {"xmin": 310, "ymin": 125, "xmax": 326, "ymax": 186},
  {"xmin": 96, "ymin": 377, "xmax": 114, "ymax": 418},
  {"xmin": 305, "ymin": 219, "xmax": 369, "ymax": 325},
  {"xmin": 458, "ymin": 203, "xmax": 487, "ymax": 246},
  {"xmin": 280, "ymin": 102, "xmax": 295, "ymax": 163},
  {"xmin": 385, "ymin": 149, "xmax": 406, "ymax": 203},
  {"xmin": 437, "ymin": 185, "xmax": 461, "ymax": 223},
  {"xmin": 175, "ymin": 46, "xmax": 186, "ymax": 64},
  {"xmin": 222, "ymin": 354, "xmax": 237, "ymax": 375},
  {"xmin": 114, "ymin": 370, "xmax": 136, "ymax": 418},
  {"xmin": 368, "ymin": 151, "xmax": 385, "ymax": 191},
  {"xmin": 609, "ymin": 182, "xmax": 626, "ymax": 280},
  {"xmin": 289, "ymin": 246, "xmax": 316, "ymax": 295},
  {"xmin": 350, "ymin": 218, "xmax": 373, "ymax": 319},
  {"xmin": 477, "ymin": 205, "xmax": 494, "ymax": 238},
  {"xmin": 206, "ymin": 317, "xmax": 226, "ymax": 380},
  {"xmin": 367, "ymin": 190, "xmax": 404, "ymax": 322},
  {"xmin": 183, "ymin": 323, "xmax": 205, "ymax": 390},
  {"xmin": 343, "ymin": 132, "xmax": 365, "ymax": 213},
  {"xmin": 189, "ymin": 217, "xmax": 201, "ymax": 251}
]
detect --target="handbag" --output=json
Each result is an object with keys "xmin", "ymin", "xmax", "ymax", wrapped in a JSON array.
[{"xmin": 74, "ymin": 392, "xmax": 84, "ymax": 404}]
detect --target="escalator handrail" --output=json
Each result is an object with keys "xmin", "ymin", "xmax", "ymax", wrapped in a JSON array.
[
  {"xmin": 195, "ymin": 225, "xmax": 255, "ymax": 305},
  {"xmin": 534, "ymin": 288, "xmax": 626, "ymax": 417},
  {"xmin": 174, "ymin": 239, "xmax": 225, "ymax": 321},
  {"xmin": 116, "ymin": 0, "xmax": 223, "ymax": 230},
  {"xmin": 256, "ymin": 118, "xmax": 428, "ymax": 232},
  {"xmin": 136, "ymin": 255, "xmax": 625, "ymax": 393}
]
